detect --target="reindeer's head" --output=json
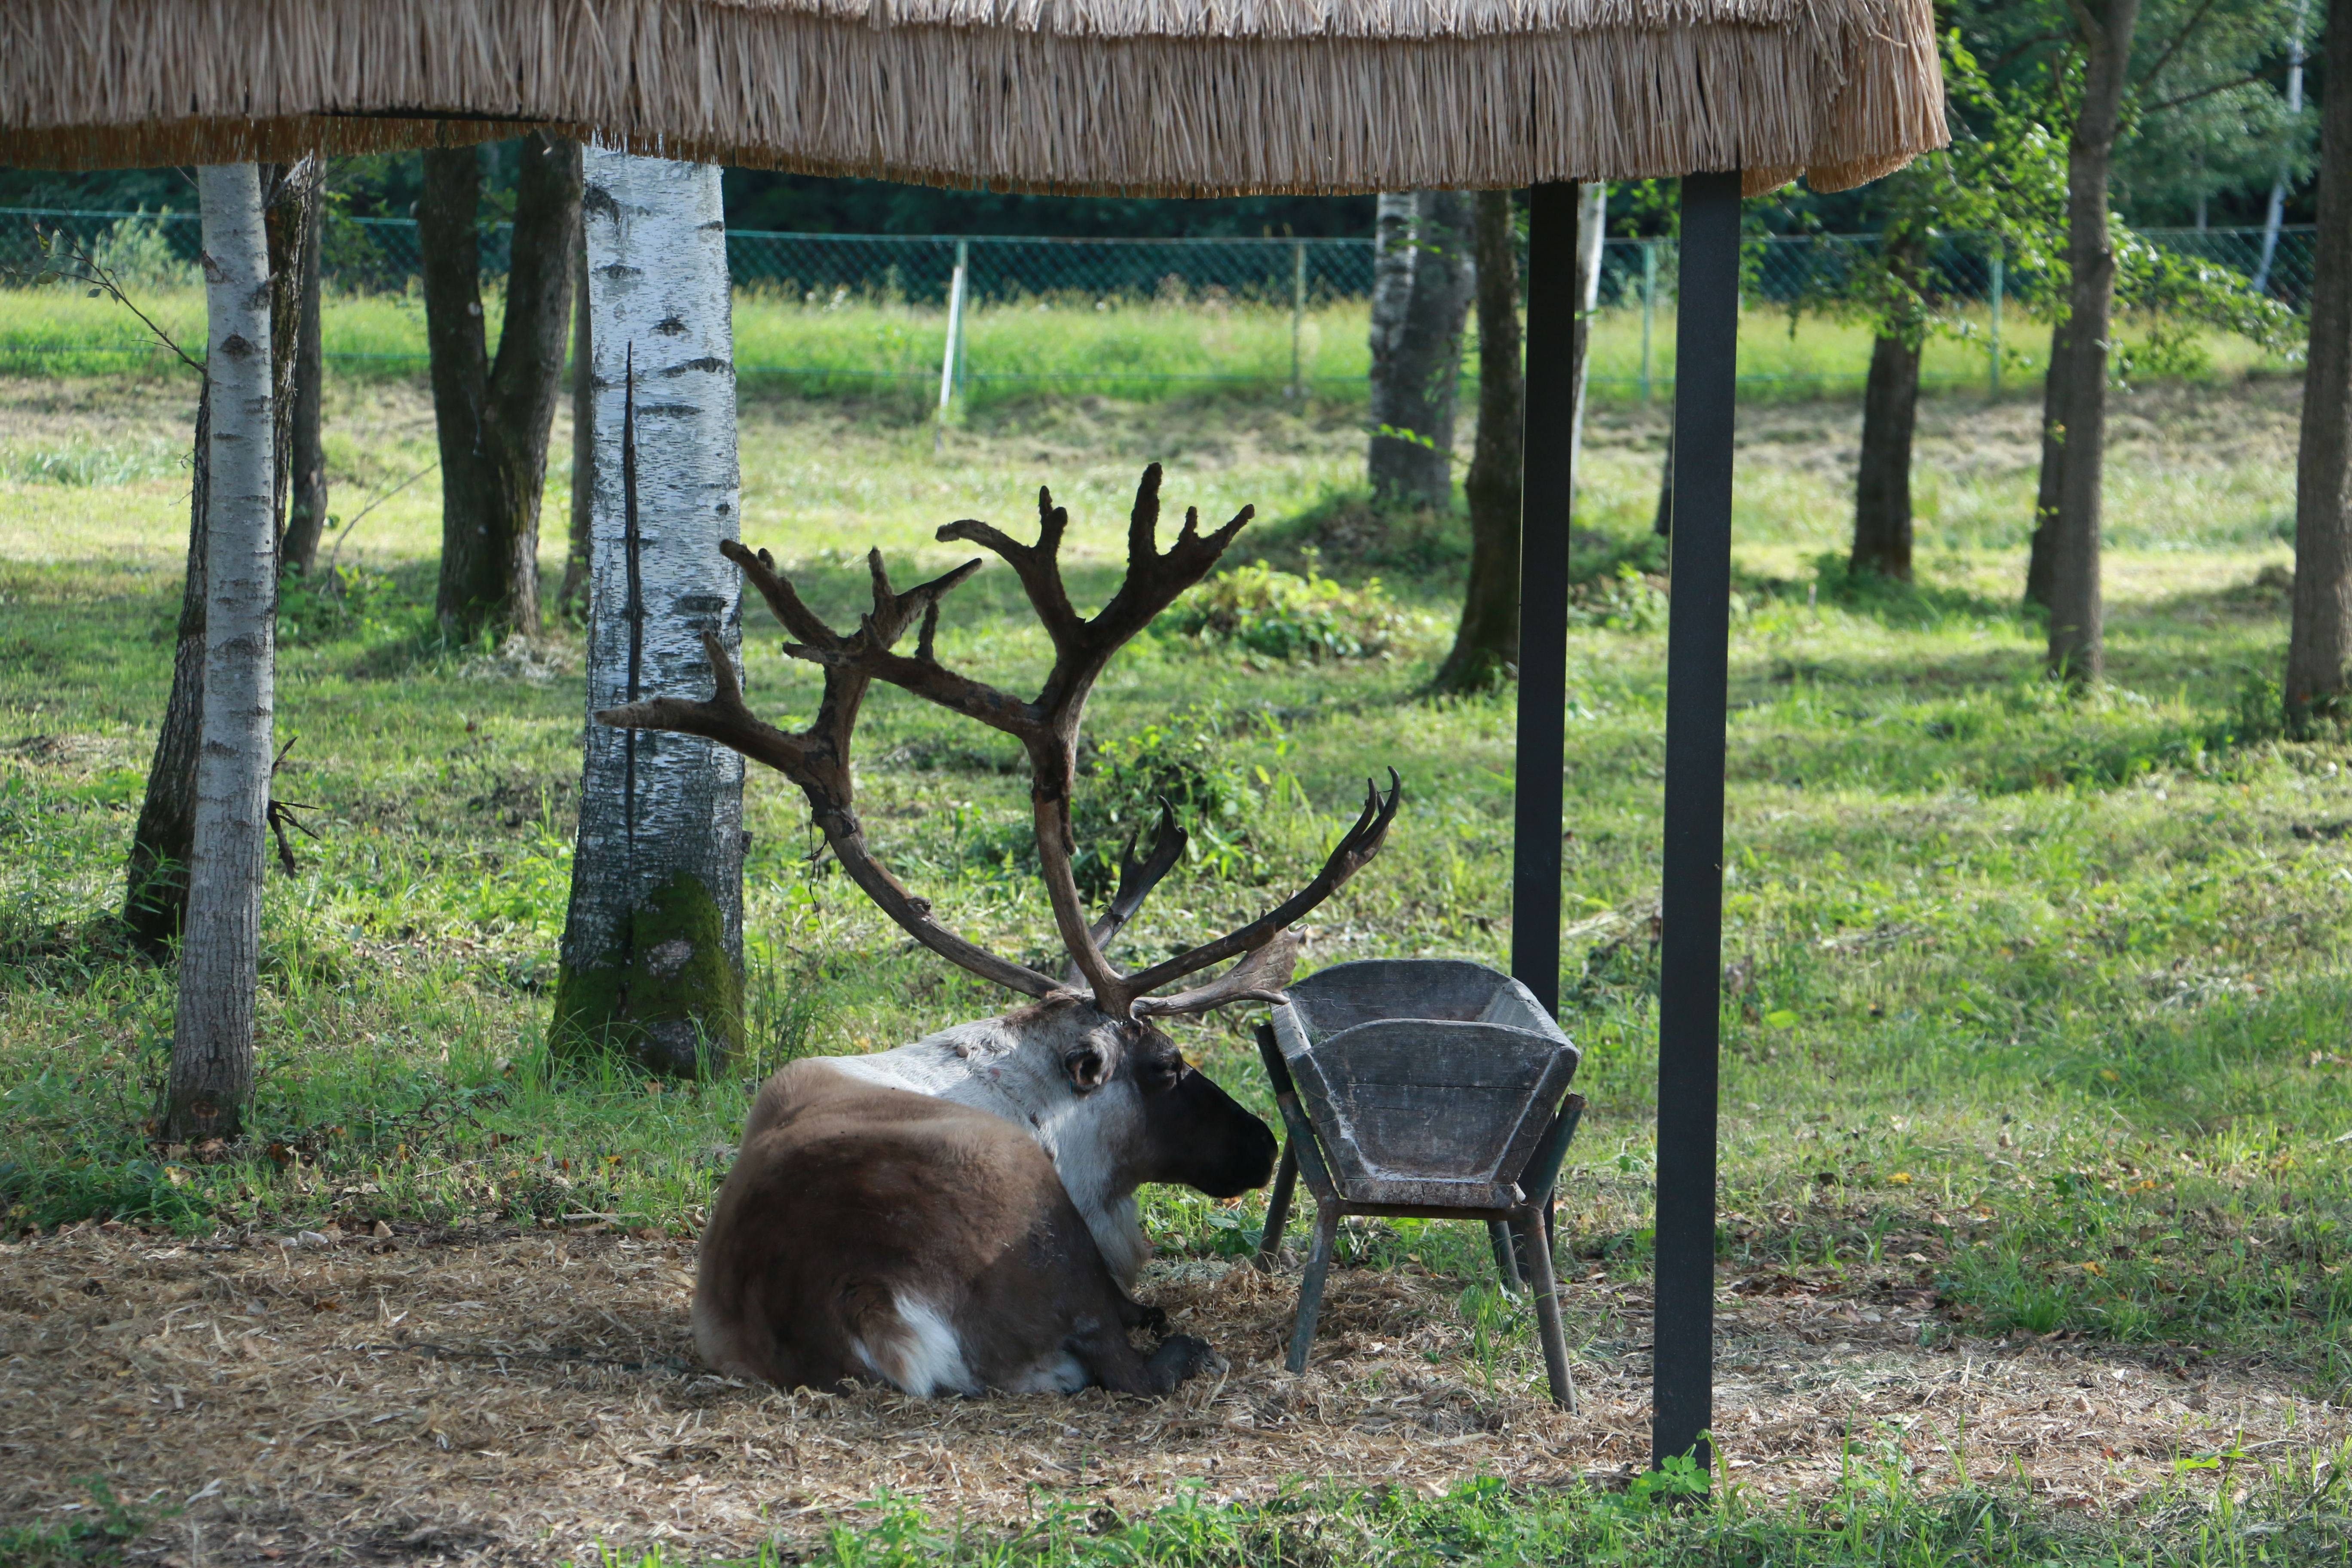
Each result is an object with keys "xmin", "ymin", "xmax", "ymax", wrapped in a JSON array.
[{"xmin": 597, "ymin": 462, "xmax": 1398, "ymax": 1086}]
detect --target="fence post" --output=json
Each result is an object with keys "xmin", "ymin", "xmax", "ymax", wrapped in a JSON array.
[
  {"xmin": 936, "ymin": 238, "xmax": 968, "ymax": 446},
  {"xmin": 1988, "ymin": 253, "xmax": 2003, "ymax": 398},
  {"xmin": 1639, "ymin": 240, "xmax": 1658, "ymax": 403},
  {"xmin": 1290, "ymin": 241, "xmax": 1307, "ymax": 400}
]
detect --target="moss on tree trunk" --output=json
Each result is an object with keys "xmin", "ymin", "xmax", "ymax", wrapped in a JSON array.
[{"xmin": 551, "ymin": 870, "xmax": 743, "ymax": 1075}]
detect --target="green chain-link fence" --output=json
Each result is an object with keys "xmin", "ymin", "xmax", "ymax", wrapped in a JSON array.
[{"xmin": 0, "ymin": 206, "xmax": 2314, "ymax": 397}]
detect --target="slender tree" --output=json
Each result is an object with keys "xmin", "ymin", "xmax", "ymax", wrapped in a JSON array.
[
  {"xmin": 124, "ymin": 160, "xmax": 315, "ymax": 953},
  {"xmin": 420, "ymin": 132, "xmax": 583, "ymax": 640},
  {"xmin": 2287, "ymin": 0, "xmax": 2352, "ymax": 720},
  {"xmin": 282, "ymin": 172, "xmax": 328, "ymax": 576},
  {"xmin": 551, "ymin": 152, "xmax": 747, "ymax": 1075},
  {"xmin": 1431, "ymin": 190, "xmax": 1525, "ymax": 692},
  {"xmin": 2041, "ymin": 0, "xmax": 2142, "ymax": 681},
  {"xmin": 164, "ymin": 164, "xmax": 278, "ymax": 1143},
  {"xmin": 1849, "ymin": 236, "xmax": 1929, "ymax": 581},
  {"xmin": 1367, "ymin": 191, "xmax": 1475, "ymax": 508}
]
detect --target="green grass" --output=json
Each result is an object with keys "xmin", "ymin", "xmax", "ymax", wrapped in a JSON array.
[
  {"xmin": 661, "ymin": 1461, "xmax": 2352, "ymax": 1568},
  {"xmin": 0, "ymin": 368, "xmax": 2347, "ymax": 1555},
  {"xmin": 0, "ymin": 280, "xmax": 2298, "ymax": 407}
]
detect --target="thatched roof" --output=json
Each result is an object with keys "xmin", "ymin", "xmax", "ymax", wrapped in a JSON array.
[{"xmin": 3, "ymin": 0, "xmax": 1943, "ymax": 193}]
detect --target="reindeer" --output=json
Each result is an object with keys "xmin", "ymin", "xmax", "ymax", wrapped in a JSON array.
[{"xmin": 600, "ymin": 465, "xmax": 1399, "ymax": 1396}]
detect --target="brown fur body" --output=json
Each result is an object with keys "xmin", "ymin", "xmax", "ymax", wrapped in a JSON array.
[{"xmin": 695, "ymin": 1055, "xmax": 1230, "ymax": 1396}]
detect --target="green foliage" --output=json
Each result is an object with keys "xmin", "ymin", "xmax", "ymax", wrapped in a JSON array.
[
  {"xmin": 0, "ymin": 1478, "xmax": 153, "ymax": 1567},
  {"xmin": 1069, "ymin": 706, "xmax": 1287, "ymax": 896},
  {"xmin": 1167, "ymin": 560, "xmax": 1412, "ymax": 662}
]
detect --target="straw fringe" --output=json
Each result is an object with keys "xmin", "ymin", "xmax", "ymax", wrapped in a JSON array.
[{"xmin": 1, "ymin": 0, "xmax": 1945, "ymax": 193}]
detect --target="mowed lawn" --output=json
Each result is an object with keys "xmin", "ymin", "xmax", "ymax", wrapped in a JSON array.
[{"xmin": 2, "ymin": 366, "xmax": 2350, "ymax": 1564}]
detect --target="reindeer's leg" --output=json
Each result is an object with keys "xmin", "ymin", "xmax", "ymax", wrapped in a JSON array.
[{"xmin": 1066, "ymin": 1313, "xmax": 1215, "ymax": 1396}]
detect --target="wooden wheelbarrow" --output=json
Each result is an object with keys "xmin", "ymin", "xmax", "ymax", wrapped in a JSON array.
[{"xmin": 1252, "ymin": 959, "xmax": 1586, "ymax": 1410}]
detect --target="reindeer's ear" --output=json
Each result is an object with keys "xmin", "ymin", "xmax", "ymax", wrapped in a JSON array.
[{"xmin": 1063, "ymin": 1041, "xmax": 1115, "ymax": 1092}]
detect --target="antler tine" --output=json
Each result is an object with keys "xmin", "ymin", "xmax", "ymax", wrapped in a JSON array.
[
  {"xmin": 1061, "ymin": 801, "xmax": 1189, "ymax": 988},
  {"xmin": 1132, "ymin": 929, "xmax": 1303, "ymax": 1018},
  {"xmin": 1118, "ymin": 769, "xmax": 1402, "ymax": 1003},
  {"xmin": 601, "ymin": 550, "xmax": 1061, "ymax": 1001},
  {"xmin": 722, "ymin": 538, "xmax": 836, "ymax": 649},
  {"xmin": 1127, "ymin": 462, "xmax": 1163, "ymax": 565},
  {"xmin": 595, "ymin": 628, "xmax": 814, "ymax": 780}
]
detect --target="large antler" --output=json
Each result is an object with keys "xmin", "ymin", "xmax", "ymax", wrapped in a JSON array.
[
  {"xmin": 596, "ymin": 542, "xmax": 1064, "ymax": 999},
  {"xmin": 789, "ymin": 464, "xmax": 1401, "ymax": 1019}
]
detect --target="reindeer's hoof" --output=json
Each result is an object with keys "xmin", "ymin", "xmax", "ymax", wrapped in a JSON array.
[{"xmin": 1146, "ymin": 1333, "xmax": 1219, "ymax": 1390}]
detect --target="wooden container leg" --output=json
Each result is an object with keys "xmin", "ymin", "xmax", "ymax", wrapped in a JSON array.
[
  {"xmin": 1255, "ymin": 1142, "xmax": 1298, "ymax": 1272},
  {"xmin": 1512, "ymin": 1210, "xmax": 1577, "ymax": 1412},
  {"xmin": 1286, "ymin": 1202, "xmax": 1340, "ymax": 1374},
  {"xmin": 1487, "ymin": 1221, "xmax": 1523, "ymax": 1293}
]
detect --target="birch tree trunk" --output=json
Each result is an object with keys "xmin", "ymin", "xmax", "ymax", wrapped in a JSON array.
[
  {"xmin": 1432, "ymin": 189, "xmax": 1524, "ymax": 692},
  {"xmin": 165, "ymin": 163, "xmax": 277, "ymax": 1144},
  {"xmin": 1567, "ymin": 183, "xmax": 1607, "ymax": 475},
  {"xmin": 422, "ymin": 132, "xmax": 582, "ymax": 641},
  {"xmin": 1368, "ymin": 191, "xmax": 1474, "ymax": 508},
  {"xmin": 2045, "ymin": 0, "xmax": 2141, "ymax": 682},
  {"xmin": 125, "ymin": 160, "xmax": 313, "ymax": 955},
  {"xmin": 552, "ymin": 152, "xmax": 745, "ymax": 1077},
  {"xmin": 2287, "ymin": 0, "xmax": 2352, "ymax": 721}
]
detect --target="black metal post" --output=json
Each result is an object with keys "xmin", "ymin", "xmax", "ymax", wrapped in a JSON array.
[
  {"xmin": 1653, "ymin": 168, "xmax": 1742, "ymax": 1473},
  {"xmin": 1512, "ymin": 182, "xmax": 1580, "ymax": 1018}
]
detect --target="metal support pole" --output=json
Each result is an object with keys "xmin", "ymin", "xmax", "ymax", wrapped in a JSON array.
[
  {"xmin": 1290, "ymin": 240, "xmax": 1307, "ymax": 399},
  {"xmin": 1639, "ymin": 240, "xmax": 1658, "ymax": 403},
  {"xmin": 1653, "ymin": 168, "xmax": 1740, "ymax": 1475},
  {"xmin": 1988, "ymin": 254, "xmax": 2004, "ymax": 397},
  {"xmin": 1512, "ymin": 183, "xmax": 1580, "ymax": 1020}
]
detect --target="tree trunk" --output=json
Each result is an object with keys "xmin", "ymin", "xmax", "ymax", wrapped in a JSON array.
[
  {"xmin": 1567, "ymin": 183, "xmax": 1607, "ymax": 475},
  {"xmin": 1851, "ymin": 333, "xmax": 1923, "ymax": 580},
  {"xmin": 559, "ymin": 229, "xmax": 594, "ymax": 619},
  {"xmin": 2023, "ymin": 318, "xmax": 2072, "ymax": 610},
  {"xmin": 165, "ymin": 163, "xmax": 278, "ymax": 1145},
  {"xmin": 282, "ymin": 171, "xmax": 328, "ymax": 576},
  {"xmin": 421, "ymin": 132, "xmax": 583, "ymax": 641},
  {"xmin": 1432, "ymin": 190, "xmax": 1525, "ymax": 692},
  {"xmin": 123, "ymin": 382, "xmax": 209, "ymax": 955},
  {"xmin": 2045, "ymin": 0, "xmax": 2140, "ymax": 682},
  {"xmin": 552, "ymin": 152, "xmax": 746, "ymax": 1077},
  {"xmin": 2287, "ymin": 0, "xmax": 2352, "ymax": 720},
  {"xmin": 122, "ymin": 160, "xmax": 314, "ymax": 955},
  {"xmin": 1368, "ymin": 191, "xmax": 1475, "ymax": 508}
]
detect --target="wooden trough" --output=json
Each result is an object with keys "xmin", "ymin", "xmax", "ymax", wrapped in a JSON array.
[{"xmin": 1255, "ymin": 959, "xmax": 1586, "ymax": 1409}]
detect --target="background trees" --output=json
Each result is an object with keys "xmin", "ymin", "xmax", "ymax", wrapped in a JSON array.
[
  {"xmin": 419, "ymin": 132, "xmax": 583, "ymax": 642},
  {"xmin": 1367, "ymin": 192, "xmax": 1474, "ymax": 508},
  {"xmin": 2288, "ymin": 0, "xmax": 2352, "ymax": 720}
]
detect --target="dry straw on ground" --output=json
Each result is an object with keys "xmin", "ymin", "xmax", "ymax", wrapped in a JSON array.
[{"xmin": 2, "ymin": 1222, "xmax": 2340, "ymax": 1565}]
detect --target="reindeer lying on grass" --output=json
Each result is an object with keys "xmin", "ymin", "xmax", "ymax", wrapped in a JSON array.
[{"xmin": 602, "ymin": 466, "xmax": 1399, "ymax": 1396}]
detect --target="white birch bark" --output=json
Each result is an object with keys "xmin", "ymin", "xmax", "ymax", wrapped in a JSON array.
[
  {"xmin": 554, "ymin": 151, "xmax": 745, "ymax": 1075},
  {"xmin": 1568, "ymin": 182, "xmax": 1608, "ymax": 480},
  {"xmin": 166, "ymin": 163, "xmax": 276, "ymax": 1142}
]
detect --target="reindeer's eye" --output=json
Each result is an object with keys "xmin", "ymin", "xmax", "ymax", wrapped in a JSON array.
[{"xmin": 1137, "ymin": 1054, "xmax": 1182, "ymax": 1093}]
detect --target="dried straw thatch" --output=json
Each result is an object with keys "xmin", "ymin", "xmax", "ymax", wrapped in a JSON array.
[{"xmin": 4, "ymin": 0, "xmax": 1943, "ymax": 194}]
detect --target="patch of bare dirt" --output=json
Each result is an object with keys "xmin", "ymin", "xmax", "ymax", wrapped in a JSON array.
[{"xmin": 3, "ymin": 1225, "xmax": 2340, "ymax": 1565}]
